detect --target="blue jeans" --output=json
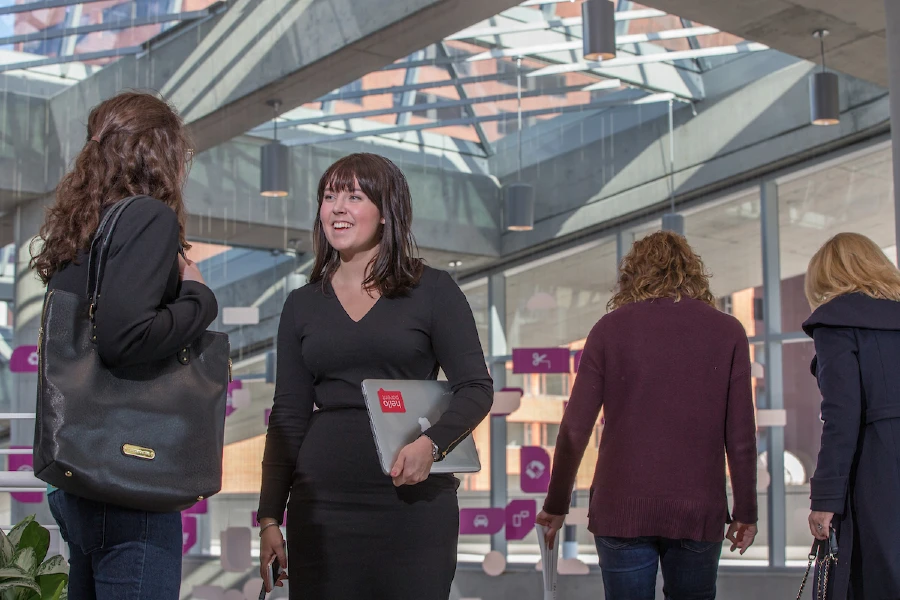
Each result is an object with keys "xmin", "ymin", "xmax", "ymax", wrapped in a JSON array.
[
  {"xmin": 48, "ymin": 490, "xmax": 182, "ymax": 600},
  {"xmin": 595, "ymin": 536, "xmax": 721, "ymax": 600}
]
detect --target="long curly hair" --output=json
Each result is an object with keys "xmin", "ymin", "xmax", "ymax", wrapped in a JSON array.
[
  {"xmin": 30, "ymin": 91, "xmax": 192, "ymax": 284},
  {"xmin": 608, "ymin": 230, "xmax": 715, "ymax": 311},
  {"xmin": 309, "ymin": 153, "xmax": 424, "ymax": 298},
  {"xmin": 805, "ymin": 232, "xmax": 900, "ymax": 309}
]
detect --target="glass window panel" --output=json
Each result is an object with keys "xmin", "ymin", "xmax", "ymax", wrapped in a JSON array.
[
  {"xmin": 462, "ymin": 281, "xmax": 489, "ymax": 354},
  {"xmin": 506, "ymin": 235, "xmax": 618, "ymax": 349},
  {"xmin": 781, "ymin": 340, "xmax": 823, "ymax": 562},
  {"xmin": 501, "ymin": 239, "xmax": 617, "ymax": 562},
  {"xmin": 779, "ymin": 145, "xmax": 894, "ymax": 332},
  {"xmin": 684, "ymin": 190, "xmax": 763, "ymax": 336}
]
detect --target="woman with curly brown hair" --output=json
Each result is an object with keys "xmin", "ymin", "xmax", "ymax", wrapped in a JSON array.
[
  {"xmin": 31, "ymin": 91, "xmax": 217, "ymax": 599},
  {"xmin": 536, "ymin": 230, "xmax": 758, "ymax": 600}
]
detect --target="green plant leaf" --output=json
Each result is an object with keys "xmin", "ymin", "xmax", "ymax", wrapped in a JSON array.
[
  {"xmin": 15, "ymin": 525, "xmax": 49, "ymax": 570},
  {"xmin": 0, "ymin": 567, "xmax": 28, "ymax": 580},
  {"xmin": 6, "ymin": 518, "xmax": 34, "ymax": 550},
  {"xmin": 6, "ymin": 522, "xmax": 30, "ymax": 549},
  {"xmin": 35, "ymin": 558, "xmax": 66, "ymax": 579},
  {"xmin": 36, "ymin": 574, "xmax": 66, "ymax": 600},
  {"xmin": 12, "ymin": 550, "xmax": 35, "ymax": 578},
  {"xmin": 0, "ymin": 579, "xmax": 40, "ymax": 595},
  {"xmin": 0, "ymin": 530, "xmax": 15, "ymax": 568}
]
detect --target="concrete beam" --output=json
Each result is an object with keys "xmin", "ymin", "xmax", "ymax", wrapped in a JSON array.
[
  {"xmin": 636, "ymin": 0, "xmax": 887, "ymax": 87},
  {"xmin": 47, "ymin": 0, "xmax": 526, "ymax": 166},
  {"xmin": 183, "ymin": 136, "xmax": 502, "ymax": 260},
  {"xmin": 0, "ymin": 90, "xmax": 60, "ymax": 209},
  {"xmin": 499, "ymin": 61, "xmax": 889, "ymax": 257}
]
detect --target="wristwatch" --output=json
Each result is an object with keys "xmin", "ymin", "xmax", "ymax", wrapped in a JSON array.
[{"xmin": 423, "ymin": 434, "xmax": 442, "ymax": 462}]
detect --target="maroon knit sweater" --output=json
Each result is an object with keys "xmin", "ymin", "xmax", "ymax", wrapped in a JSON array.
[{"xmin": 543, "ymin": 297, "xmax": 758, "ymax": 542}]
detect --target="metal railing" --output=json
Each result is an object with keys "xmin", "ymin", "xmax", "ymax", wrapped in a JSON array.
[{"xmin": 0, "ymin": 413, "xmax": 44, "ymax": 491}]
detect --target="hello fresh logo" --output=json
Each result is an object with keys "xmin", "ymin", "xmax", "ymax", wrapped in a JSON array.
[{"xmin": 378, "ymin": 388, "xmax": 406, "ymax": 413}]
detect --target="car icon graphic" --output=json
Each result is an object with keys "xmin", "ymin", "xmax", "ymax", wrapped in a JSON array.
[{"xmin": 473, "ymin": 514, "xmax": 490, "ymax": 528}]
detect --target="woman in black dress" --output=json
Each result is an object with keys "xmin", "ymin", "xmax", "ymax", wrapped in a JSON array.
[{"xmin": 257, "ymin": 153, "xmax": 493, "ymax": 599}]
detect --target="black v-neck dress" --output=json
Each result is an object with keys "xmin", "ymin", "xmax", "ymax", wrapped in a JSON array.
[{"xmin": 258, "ymin": 266, "xmax": 493, "ymax": 599}]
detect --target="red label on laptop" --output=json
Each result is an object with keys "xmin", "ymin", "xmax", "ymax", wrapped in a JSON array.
[{"xmin": 378, "ymin": 388, "xmax": 406, "ymax": 413}]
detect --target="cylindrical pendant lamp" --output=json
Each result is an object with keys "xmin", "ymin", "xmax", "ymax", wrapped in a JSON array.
[
  {"xmin": 582, "ymin": 0, "xmax": 617, "ymax": 61},
  {"xmin": 260, "ymin": 99, "xmax": 290, "ymax": 197},
  {"xmin": 662, "ymin": 213, "xmax": 685, "ymax": 236},
  {"xmin": 260, "ymin": 141, "xmax": 290, "ymax": 197},
  {"xmin": 809, "ymin": 30, "xmax": 839, "ymax": 126},
  {"xmin": 810, "ymin": 71, "xmax": 839, "ymax": 126},
  {"xmin": 504, "ymin": 183, "xmax": 535, "ymax": 232}
]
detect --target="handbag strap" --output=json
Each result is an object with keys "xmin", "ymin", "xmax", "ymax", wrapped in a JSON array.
[
  {"xmin": 796, "ymin": 531, "xmax": 839, "ymax": 600},
  {"xmin": 85, "ymin": 202, "xmax": 123, "ymax": 300},
  {"xmin": 85, "ymin": 196, "xmax": 144, "ymax": 327},
  {"xmin": 796, "ymin": 541, "xmax": 819, "ymax": 600}
]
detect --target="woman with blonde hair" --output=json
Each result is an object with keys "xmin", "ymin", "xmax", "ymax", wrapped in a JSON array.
[
  {"xmin": 536, "ymin": 230, "xmax": 758, "ymax": 600},
  {"xmin": 803, "ymin": 232, "xmax": 900, "ymax": 599}
]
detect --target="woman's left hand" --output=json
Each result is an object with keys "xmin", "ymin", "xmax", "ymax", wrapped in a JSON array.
[
  {"xmin": 390, "ymin": 435, "xmax": 434, "ymax": 486},
  {"xmin": 809, "ymin": 511, "xmax": 835, "ymax": 540}
]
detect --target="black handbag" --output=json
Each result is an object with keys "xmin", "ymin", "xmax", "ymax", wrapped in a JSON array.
[
  {"xmin": 796, "ymin": 528, "xmax": 839, "ymax": 600},
  {"xmin": 33, "ymin": 196, "xmax": 230, "ymax": 513}
]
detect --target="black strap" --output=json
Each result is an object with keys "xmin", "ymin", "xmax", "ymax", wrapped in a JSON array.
[
  {"xmin": 85, "ymin": 201, "xmax": 126, "ymax": 299},
  {"xmin": 86, "ymin": 196, "xmax": 144, "ymax": 321}
]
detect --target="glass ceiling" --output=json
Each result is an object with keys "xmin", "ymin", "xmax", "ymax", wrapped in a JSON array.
[
  {"xmin": 261, "ymin": 0, "xmax": 769, "ymax": 157},
  {"xmin": 0, "ymin": 0, "xmax": 219, "ymax": 79},
  {"xmin": 0, "ymin": 0, "xmax": 772, "ymax": 158}
]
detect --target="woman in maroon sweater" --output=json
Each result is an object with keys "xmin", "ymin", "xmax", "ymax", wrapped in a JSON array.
[{"xmin": 537, "ymin": 231, "xmax": 759, "ymax": 600}]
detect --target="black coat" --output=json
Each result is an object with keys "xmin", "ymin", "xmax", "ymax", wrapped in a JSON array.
[{"xmin": 803, "ymin": 293, "xmax": 900, "ymax": 600}]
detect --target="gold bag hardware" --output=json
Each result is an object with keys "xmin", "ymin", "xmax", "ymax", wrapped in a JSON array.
[{"xmin": 122, "ymin": 444, "xmax": 156, "ymax": 460}]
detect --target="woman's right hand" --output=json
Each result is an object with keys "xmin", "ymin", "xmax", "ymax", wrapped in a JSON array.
[
  {"xmin": 178, "ymin": 254, "xmax": 206, "ymax": 285},
  {"xmin": 259, "ymin": 523, "xmax": 288, "ymax": 593},
  {"xmin": 809, "ymin": 511, "xmax": 834, "ymax": 541}
]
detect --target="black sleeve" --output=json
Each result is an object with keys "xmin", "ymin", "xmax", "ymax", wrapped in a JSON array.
[
  {"xmin": 810, "ymin": 327, "xmax": 862, "ymax": 514},
  {"xmin": 258, "ymin": 291, "xmax": 316, "ymax": 524},
  {"xmin": 93, "ymin": 197, "xmax": 218, "ymax": 368},
  {"xmin": 422, "ymin": 270, "xmax": 494, "ymax": 457}
]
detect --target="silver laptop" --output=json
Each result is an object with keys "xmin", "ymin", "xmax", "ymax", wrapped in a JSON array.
[{"xmin": 361, "ymin": 379, "xmax": 482, "ymax": 475}]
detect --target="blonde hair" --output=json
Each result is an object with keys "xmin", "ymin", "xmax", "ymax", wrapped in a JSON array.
[
  {"xmin": 805, "ymin": 232, "xmax": 900, "ymax": 309},
  {"xmin": 608, "ymin": 230, "xmax": 716, "ymax": 311}
]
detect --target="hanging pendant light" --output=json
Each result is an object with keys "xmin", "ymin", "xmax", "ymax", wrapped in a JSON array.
[
  {"xmin": 261, "ymin": 99, "xmax": 290, "ymax": 197},
  {"xmin": 809, "ymin": 30, "xmax": 839, "ymax": 126},
  {"xmin": 662, "ymin": 99, "xmax": 685, "ymax": 236},
  {"xmin": 505, "ymin": 183, "xmax": 535, "ymax": 232},
  {"xmin": 504, "ymin": 58, "xmax": 534, "ymax": 232},
  {"xmin": 582, "ymin": 0, "xmax": 617, "ymax": 62}
]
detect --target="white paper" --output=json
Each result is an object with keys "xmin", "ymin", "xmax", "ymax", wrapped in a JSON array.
[{"xmin": 536, "ymin": 524, "xmax": 558, "ymax": 600}]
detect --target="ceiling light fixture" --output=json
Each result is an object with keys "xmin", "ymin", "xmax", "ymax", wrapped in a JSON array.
[
  {"xmin": 809, "ymin": 30, "xmax": 839, "ymax": 126},
  {"xmin": 504, "ymin": 58, "xmax": 535, "ymax": 232},
  {"xmin": 260, "ymin": 99, "xmax": 290, "ymax": 197},
  {"xmin": 582, "ymin": 0, "xmax": 617, "ymax": 62}
]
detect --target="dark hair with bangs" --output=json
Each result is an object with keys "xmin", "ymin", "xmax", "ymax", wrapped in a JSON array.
[{"xmin": 309, "ymin": 153, "xmax": 424, "ymax": 297}]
